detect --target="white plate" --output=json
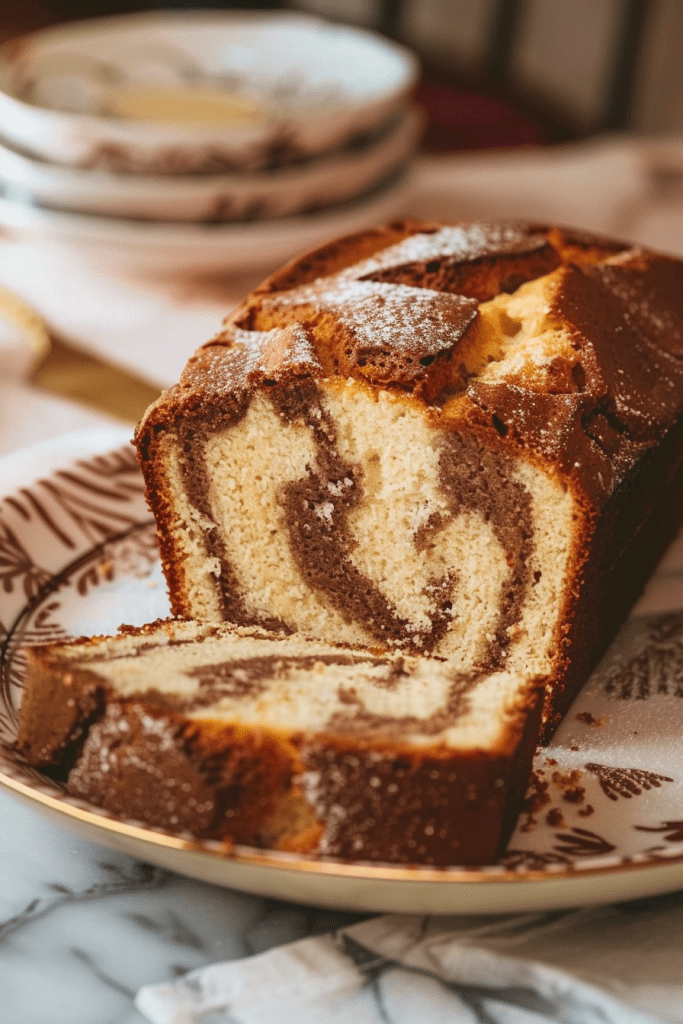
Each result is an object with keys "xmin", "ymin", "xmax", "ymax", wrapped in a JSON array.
[
  {"xmin": 0, "ymin": 107, "xmax": 421, "ymax": 222},
  {"xmin": 0, "ymin": 11, "xmax": 418, "ymax": 173},
  {"xmin": 0, "ymin": 169, "xmax": 411, "ymax": 275},
  {"xmin": 2, "ymin": 438, "xmax": 683, "ymax": 913}
]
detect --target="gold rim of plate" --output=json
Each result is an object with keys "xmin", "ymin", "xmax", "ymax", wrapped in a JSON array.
[{"xmin": 2, "ymin": 767, "xmax": 683, "ymax": 885}]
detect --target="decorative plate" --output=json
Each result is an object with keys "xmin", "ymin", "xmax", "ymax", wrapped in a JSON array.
[
  {"xmin": 2, "ymin": 438, "xmax": 683, "ymax": 914},
  {"xmin": 0, "ymin": 11, "xmax": 418, "ymax": 172},
  {"xmin": 0, "ymin": 168, "xmax": 410, "ymax": 276},
  {"xmin": 0, "ymin": 107, "xmax": 421, "ymax": 223}
]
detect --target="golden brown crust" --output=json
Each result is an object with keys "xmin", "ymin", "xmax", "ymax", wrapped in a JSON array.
[
  {"xmin": 26, "ymin": 220, "xmax": 683, "ymax": 867},
  {"xmin": 137, "ymin": 221, "xmax": 683, "ymax": 511},
  {"xmin": 250, "ymin": 220, "xmax": 429, "ymax": 295},
  {"xmin": 18, "ymin": 620, "xmax": 545, "ymax": 865},
  {"xmin": 18, "ymin": 650, "xmax": 103, "ymax": 770},
  {"xmin": 541, "ymin": 413, "xmax": 683, "ymax": 737}
]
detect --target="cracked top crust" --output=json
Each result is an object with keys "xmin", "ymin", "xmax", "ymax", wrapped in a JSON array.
[{"xmin": 137, "ymin": 220, "xmax": 683, "ymax": 508}]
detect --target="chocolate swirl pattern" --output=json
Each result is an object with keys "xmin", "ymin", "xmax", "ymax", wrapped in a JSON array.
[
  {"xmin": 136, "ymin": 221, "xmax": 683, "ymax": 728},
  {"xmin": 17, "ymin": 618, "xmax": 543, "ymax": 864},
  {"xmin": 2, "ymin": 441, "xmax": 683, "ymax": 880},
  {"xmin": 181, "ymin": 381, "xmax": 542, "ymax": 666},
  {"xmin": 122, "ymin": 219, "xmax": 683, "ymax": 862}
]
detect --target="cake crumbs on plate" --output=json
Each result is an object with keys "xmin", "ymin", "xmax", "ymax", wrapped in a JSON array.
[{"xmin": 576, "ymin": 711, "xmax": 606, "ymax": 726}]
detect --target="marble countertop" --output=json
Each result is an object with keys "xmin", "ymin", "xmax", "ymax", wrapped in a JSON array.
[{"xmin": 0, "ymin": 791, "xmax": 361, "ymax": 1024}]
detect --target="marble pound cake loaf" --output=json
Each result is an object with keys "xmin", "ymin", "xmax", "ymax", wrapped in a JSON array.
[
  {"xmin": 18, "ymin": 620, "xmax": 543, "ymax": 865},
  {"xmin": 135, "ymin": 220, "xmax": 683, "ymax": 739}
]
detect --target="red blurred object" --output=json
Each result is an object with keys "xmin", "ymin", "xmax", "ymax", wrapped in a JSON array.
[
  {"xmin": 416, "ymin": 80, "xmax": 560, "ymax": 153},
  {"xmin": 0, "ymin": 2, "xmax": 573, "ymax": 155}
]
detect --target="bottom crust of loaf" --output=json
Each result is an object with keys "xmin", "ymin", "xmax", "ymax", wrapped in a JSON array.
[{"xmin": 18, "ymin": 620, "xmax": 544, "ymax": 866}]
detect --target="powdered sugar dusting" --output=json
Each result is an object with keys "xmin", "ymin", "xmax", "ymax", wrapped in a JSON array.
[
  {"xmin": 270, "ymin": 278, "xmax": 478, "ymax": 358},
  {"xmin": 328, "ymin": 281, "xmax": 478, "ymax": 356},
  {"xmin": 258, "ymin": 223, "xmax": 547, "ymax": 366},
  {"xmin": 603, "ymin": 273, "xmax": 683, "ymax": 352},
  {"xmin": 346, "ymin": 224, "xmax": 544, "ymax": 279},
  {"xmin": 231, "ymin": 328, "xmax": 281, "ymax": 374},
  {"xmin": 231, "ymin": 324, "xmax": 321, "ymax": 377}
]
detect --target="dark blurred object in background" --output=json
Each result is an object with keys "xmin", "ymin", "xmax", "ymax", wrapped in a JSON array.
[
  {"xmin": 414, "ymin": 74, "xmax": 559, "ymax": 151},
  {"xmin": 3, "ymin": 0, "xmax": 681, "ymax": 153}
]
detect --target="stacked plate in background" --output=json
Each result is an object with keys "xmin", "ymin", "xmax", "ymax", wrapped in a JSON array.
[{"xmin": 0, "ymin": 11, "xmax": 420, "ymax": 274}]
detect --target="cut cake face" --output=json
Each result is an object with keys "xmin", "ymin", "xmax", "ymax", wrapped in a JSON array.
[
  {"xmin": 18, "ymin": 620, "xmax": 543, "ymax": 865},
  {"xmin": 135, "ymin": 222, "xmax": 683, "ymax": 736}
]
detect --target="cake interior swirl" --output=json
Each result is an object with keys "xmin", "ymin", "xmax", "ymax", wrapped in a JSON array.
[
  {"xmin": 18, "ymin": 220, "xmax": 683, "ymax": 865},
  {"xmin": 19, "ymin": 620, "xmax": 542, "ymax": 865}
]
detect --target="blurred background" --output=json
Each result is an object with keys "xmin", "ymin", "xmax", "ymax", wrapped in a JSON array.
[
  {"xmin": 3, "ymin": 0, "xmax": 683, "ymax": 440},
  {"xmin": 3, "ymin": 0, "xmax": 683, "ymax": 150}
]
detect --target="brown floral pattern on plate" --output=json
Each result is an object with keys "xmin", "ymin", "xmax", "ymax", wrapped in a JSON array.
[{"xmin": 1, "ymin": 444, "xmax": 683, "ymax": 878}]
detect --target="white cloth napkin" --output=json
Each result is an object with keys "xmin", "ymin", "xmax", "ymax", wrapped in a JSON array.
[{"xmin": 136, "ymin": 903, "xmax": 683, "ymax": 1024}]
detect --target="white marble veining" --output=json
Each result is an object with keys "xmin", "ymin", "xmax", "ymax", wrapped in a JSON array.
[{"xmin": 0, "ymin": 791, "xmax": 361, "ymax": 1024}]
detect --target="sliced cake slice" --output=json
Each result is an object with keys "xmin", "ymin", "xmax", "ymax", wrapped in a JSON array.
[{"xmin": 18, "ymin": 619, "xmax": 543, "ymax": 866}]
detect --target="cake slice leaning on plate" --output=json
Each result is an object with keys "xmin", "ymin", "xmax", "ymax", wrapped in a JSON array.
[
  {"xmin": 134, "ymin": 221, "xmax": 683, "ymax": 739},
  {"xmin": 17, "ymin": 619, "xmax": 543, "ymax": 866}
]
